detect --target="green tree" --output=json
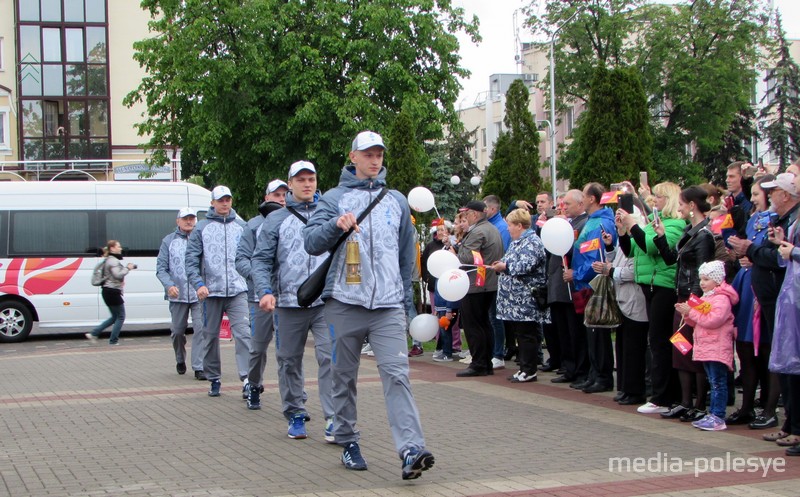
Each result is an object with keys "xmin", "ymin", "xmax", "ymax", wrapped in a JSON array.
[
  {"xmin": 526, "ymin": 0, "xmax": 770, "ymax": 183},
  {"xmin": 482, "ymin": 79, "xmax": 541, "ymax": 204},
  {"xmin": 568, "ymin": 66, "xmax": 652, "ymax": 188},
  {"xmin": 125, "ymin": 0, "xmax": 479, "ymax": 214},
  {"xmin": 425, "ymin": 127, "xmax": 481, "ymax": 219},
  {"xmin": 759, "ymin": 13, "xmax": 800, "ymax": 171},
  {"xmin": 387, "ymin": 105, "xmax": 426, "ymax": 197}
]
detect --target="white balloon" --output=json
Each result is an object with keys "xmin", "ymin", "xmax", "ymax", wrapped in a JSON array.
[
  {"xmin": 450, "ymin": 175, "xmax": 461, "ymax": 185},
  {"xmin": 407, "ymin": 186, "xmax": 436, "ymax": 212},
  {"xmin": 437, "ymin": 268, "xmax": 470, "ymax": 302},
  {"xmin": 540, "ymin": 217, "xmax": 575, "ymax": 256},
  {"xmin": 470, "ymin": 176, "xmax": 481, "ymax": 186},
  {"xmin": 426, "ymin": 249, "xmax": 460, "ymax": 279},
  {"xmin": 409, "ymin": 314, "xmax": 439, "ymax": 342}
]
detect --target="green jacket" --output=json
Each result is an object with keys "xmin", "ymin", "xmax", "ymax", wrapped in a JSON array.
[{"xmin": 632, "ymin": 216, "xmax": 685, "ymax": 289}]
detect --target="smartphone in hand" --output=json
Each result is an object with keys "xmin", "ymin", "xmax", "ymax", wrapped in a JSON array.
[
  {"xmin": 619, "ymin": 193, "xmax": 634, "ymax": 214},
  {"xmin": 652, "ymin": 208, "xmax": 661, "ymax": 227}
]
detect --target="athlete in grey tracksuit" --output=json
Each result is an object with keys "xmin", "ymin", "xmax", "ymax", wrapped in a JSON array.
[
  {"xmin": 155, "ymin": 210, "xmax": 205, "ymax": 378},
  {"xmin": 235, "ymin": 199, "xmax": 283, "ymax": 407},
  {"xmin": 185, "ymin": 186, "xmax": 251, "ymax": 395},
  {"xmin": 252, "ymin": 183, "xmax": 334, "ymax": 440},
  {"xmin": 303, "ymin": 131, "xmax": 433, "ymax": 480}
]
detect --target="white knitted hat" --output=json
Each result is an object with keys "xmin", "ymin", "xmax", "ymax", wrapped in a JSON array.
[{"xmin": 698, "ymin": 260, "xmax": 726, "ymax": 285}]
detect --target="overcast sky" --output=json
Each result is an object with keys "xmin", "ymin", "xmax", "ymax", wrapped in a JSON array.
[{"xmin": 454, "ymin": 0, "xmax": 800, "ymax": 107}]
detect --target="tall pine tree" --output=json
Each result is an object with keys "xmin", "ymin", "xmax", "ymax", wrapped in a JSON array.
[
  {"xmin": 569, "ymin": 65, "xmax": 652, "ymax": 188},
  {"xmin": 482, "ymin": 79, "xmax": 541, "ymax": 205},
  {"xmin": 387, "ymin": 105, "xmax": 426, "ymax": 196},
  {"xmin": 759, "ymin": 13, "xmax": 800, "ymax": 170}
]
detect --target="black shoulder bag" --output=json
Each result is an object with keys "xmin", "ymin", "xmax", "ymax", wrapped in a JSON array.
[{"xmin": 296, "ymin": 188, "xmax": 388, "ymax": 307}]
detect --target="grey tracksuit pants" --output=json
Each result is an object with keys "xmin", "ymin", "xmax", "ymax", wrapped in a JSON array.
[
  {"xmin": 275, "ymin": 306, "xmax": 334, "ymax": 421},
  {"xmin": 324, "ymin": 299, "xmax": 425, "ymax": 456},
  {"xmin": 169, "ymin": 301, "xmax": 205, "ymax": 372},
  {"xmin": 201, "ymin": 293, "xmax": 251, "ymax": 381},
  {"xmin": 247, "ymin": 301, "xmax": 274, "ymax": 387}
]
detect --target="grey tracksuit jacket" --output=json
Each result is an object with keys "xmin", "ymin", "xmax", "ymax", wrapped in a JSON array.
[
  {"xmin": 156, "ymin": 227, "xmax": 199, "ymax": 303},
  {"xmin": 185, "ymin": 207, "xmax": 248, "ymax": 297}
]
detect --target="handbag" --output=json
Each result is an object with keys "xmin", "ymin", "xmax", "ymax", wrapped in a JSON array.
[
  {"xmin": 296, "ymin": 188, "xmax": 388, "ymax": 307},
  {"xmin": 583, "ymin": 274, "xmax": 621, "ymax": 328}
]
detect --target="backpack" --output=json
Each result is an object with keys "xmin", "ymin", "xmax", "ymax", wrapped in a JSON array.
[{"xmin": 91, "ymin": 259, "xmax": 107, "ymax": 287}]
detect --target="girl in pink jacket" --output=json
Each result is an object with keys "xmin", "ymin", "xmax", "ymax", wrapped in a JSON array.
[{"xmin": 675, "ymin": 261, "xmax": 739, "ymax": 431}]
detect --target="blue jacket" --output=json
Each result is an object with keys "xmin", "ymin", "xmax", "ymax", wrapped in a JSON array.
[
  {"xmin": 488, "ymin": 211, "xmax": 511, "ymax": 250},
  {"xmin": 252, "ymin": 193, "xmax": 328, "ymax": 308},
  {"xmin": 571, "ymin": 207, "xmax": 617, "ymax": 290},
  {"xmin": 186, "ymin": 207, "xmax": 248, "ymax": 298},
  {"xmin": 156, "ymin": 227, "xmax": 199, "ymax": 303},
  {"xmin": 303, "ymin": 166, "xmax": 416, "ymax": 312}
]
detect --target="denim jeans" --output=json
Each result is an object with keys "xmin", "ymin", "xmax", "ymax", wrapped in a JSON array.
[
  {"xmin": 489, "ymin": 299, "xmax": 505, "ymax": 359},
  {"xmin": 703, "ymin": 361, "xmax": 728, "ymax": 419},
  {"xmin": 92, "ymin": 304, "xmax": 126, "ymax": 344}
]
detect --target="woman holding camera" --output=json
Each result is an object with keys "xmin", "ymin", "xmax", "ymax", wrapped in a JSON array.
[{"xmin": 86, "ymin": 240, "xmax": 136, "ymax": 345}]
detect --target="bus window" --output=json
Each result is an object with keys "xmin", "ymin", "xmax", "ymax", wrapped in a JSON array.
[
  {"xmin": 105, "ymin": 210, "xmax": 180, "ymax": 257},
  {"xmin": 10, "ymin": 211, "xmax": 92, "ymax": 256}
]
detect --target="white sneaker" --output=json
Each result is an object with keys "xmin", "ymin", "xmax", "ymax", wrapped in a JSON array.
[
  {"xmin": 456, "ymin": 350, "xmax": 470, "ymax": 359},
  {"xmin": 432, "ymin": 350, "xmax": 444, "ymax": 360},
  {"xmin": 361, "ymin": 343, "xmax": 372, "ymax": 355},
  {"xmin": 492, "ymin": 358, "xmax": 505, "ymax": 369},
  {"xmin": 85, "ymin": 333, "xmax": 98, "ymax": 342},
  {"xmin": 458, "ymin": 355, "xmax": 472, "ymax": 364},
  {"xmin": 637, "ymin": 402, "xmax": 669, "ymax": 414},
  {"xmin": 432, "ymin": 354, "xmax": 453, "ymax": 362}
]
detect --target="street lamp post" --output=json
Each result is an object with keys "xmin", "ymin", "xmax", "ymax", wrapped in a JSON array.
[{"xmin": 549, "ymin": 8, "xmax": 583, "ymax": 201}]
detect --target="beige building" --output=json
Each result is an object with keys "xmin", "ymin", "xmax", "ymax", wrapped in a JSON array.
[{"xmin": 0, "ymin": 0, "xmax": 174, "ymax": 181}]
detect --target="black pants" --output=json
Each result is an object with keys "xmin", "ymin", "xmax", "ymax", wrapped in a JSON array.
[
  {"xmin": 780, "ymin": 374, "xmax": 800, "ymax": 436},
  {"xmin": 461, "ymin": 291, "xmax": 496, "ymax": 373},
  {"xmin": 505, "ymin": 320, "xmax": 541, "ymax": 375},
  {"xmin": 550, "ymin": 302, "xmax": 588, "ymax": 381},
  {"xmin": 616, "ymin": 315, "xmax": 649, "ymax": 396},
  {"xmin": 542, "ymin": 320, "xmax": 560, "ymax": 368},
  {"xmin": 587, "ymin": 327, "xmax": 614, "ymax": 388},
  {"xmin": 641, "ymin": 284, "xmax": 679, "ymax": 406}
]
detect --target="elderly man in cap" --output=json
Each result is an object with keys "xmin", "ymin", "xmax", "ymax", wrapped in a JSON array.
[
  {"xmin": 186, "ymin": 186, "xmax": 251, "ymax": 397},
  {"xmin": 729, "ymin": 171, "xmax": 800, "ymax": 430},
  {"xmin": 235, "ymin": 179, "xmax": 288, "ymax": 408},
  {"xmin": 304, "ymin": 131, "xmax": 434, "ymax": 480},
  {"xmin": 451, "ymin": 199, "xmax": 504, "ymax": 377},
  {"xmin": 156, "ymin": 207, "xmax": 206, "ymax": 378}
]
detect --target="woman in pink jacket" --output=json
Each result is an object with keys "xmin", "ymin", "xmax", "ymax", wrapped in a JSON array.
[{"xmin": 675, "ymin": 261, "xmax": 739, "ymax": 431}]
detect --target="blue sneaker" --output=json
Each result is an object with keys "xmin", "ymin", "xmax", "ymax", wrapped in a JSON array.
[
  {"xmin": 401, "ymin": 447, "xmax": 434, "ymax": 480},
  {"xmin": 694, "ymin": 414, "xmax": 727, "ymax": 431},
  {"xmin": 324, "ymin": 417, "xmax": 335, "ymax": 444},
  {"xmin": 288, "ymin": 413, "xmax": 307, "ymax": 439},
  {"xmin": 247, "ymin": 384, "xmax": 263, "ymax": 410},
  {"xmin": 208, "ymin": 379, "xmax": 221, "ymax": 397},
  {"xmin": 341, "ymin": 442, "xmax": 367, "ymax": 470}
]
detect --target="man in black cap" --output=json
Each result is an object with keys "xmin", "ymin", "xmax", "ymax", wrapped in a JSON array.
[{"xmin": 450, "ymin": 200, "xmax": 504, "ymax": 376}]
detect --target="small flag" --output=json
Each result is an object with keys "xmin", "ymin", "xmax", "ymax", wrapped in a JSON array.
[
  {"xmin": 471, "ymin": 250, "xmax": 485, "ymax": 287},
  {"xmin": 710, "ymin": 214, "xmax": 734, "ymax": 234},
  {"xmin": 219, "ymin": 314, "xmax": 232, "ymax": 340},
  {"xmin": 579, "ymin": 238, "xmax": 601, "ymax": 253},
  {"xmin": 687, "ymin": 294, "xmax": 711, "ymax": 314},
  {"xmin": 536, "ymin": 217, "xmax": 546, "ymax": 227},
  {"xmin": 670, "ymin": 331, "xmax": 692, "ymax": 355},
  {"xmin": 600, "ymin": 191, "xmax": 621, "ymax": 204}
]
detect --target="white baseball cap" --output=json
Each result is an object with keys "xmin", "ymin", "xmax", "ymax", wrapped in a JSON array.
[
  {"xmin": 211, "ymin": 185, "xmax": 232, "ymax": 200},
  {"xmin": 177, "ymin": 207, "xmax": 197, "ymax": 218},
  {"xmin": 351, "ymin": 131, "xmax": 386, "ymax": 151},
  {"xmin": 761, "ymin": 172, "xmax": 798, "ymax": 196},
  {"xmin": 266, "ymin": 179, "xmax": 289, "ymax": 194},
  {"xmin": 288, "ymin": 161, "xmax": 316, "ymax": 178}
]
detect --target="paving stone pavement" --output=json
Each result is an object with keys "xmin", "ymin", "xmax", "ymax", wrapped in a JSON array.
[{"xmin": 1, "ymin": 333, "xmax": 798, "ymax": 496}]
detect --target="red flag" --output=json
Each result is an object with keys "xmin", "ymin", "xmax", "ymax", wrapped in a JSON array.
[
  {"xmin": 687, "ymin": 294, "xmax": 711, "ymax": 314},
  {"xmin": 600, "ymin": 191, "xmax": 621, "ymax": 205},
  {"xmin": 670, "ymin": 331, "xmax": 692, "ymax": 355},
  {"xmin": 710, "ymin": 214, "xmax": 733, "ymax": 234},
  {"xmin": 471, "ymin": 250, "xmax": 485, "ymax": 287}
]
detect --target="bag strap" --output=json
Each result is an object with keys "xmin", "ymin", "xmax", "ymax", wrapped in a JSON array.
[
  {"xmin": 286, "ymin": 206, "xmax": 308, "ymax": 225},
  {"xmin": 328, "ymin": 188, "xmax": 388, "ymax": 254}
]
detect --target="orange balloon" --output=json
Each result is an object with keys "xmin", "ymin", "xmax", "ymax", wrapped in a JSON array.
[{"xmin": 439, "ymin": 316, "xmax": 450, "ymax": 328}]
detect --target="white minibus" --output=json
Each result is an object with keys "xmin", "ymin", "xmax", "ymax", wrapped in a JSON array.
[{"xmin": 0, "ymin": 181, "xmax": 211, "ymax": 342}]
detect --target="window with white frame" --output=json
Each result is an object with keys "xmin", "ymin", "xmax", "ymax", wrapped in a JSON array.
[
  {"xmin": 565, "ymin": 106, "xmax": 575, "ymax": 137},
  {"xmin": 0, "ymin": 107, "xmax": 11, "ymax": 150}
]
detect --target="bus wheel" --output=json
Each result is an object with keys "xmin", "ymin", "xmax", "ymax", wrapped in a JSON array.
[{"xmin": 0, "ymin": 301, "xmax": 33, "ymax": 343}]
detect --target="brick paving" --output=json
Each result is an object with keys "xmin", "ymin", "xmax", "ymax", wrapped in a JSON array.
[{"xmin": 1, "ymin": 333, "xmax": 798, "ymax": 496}]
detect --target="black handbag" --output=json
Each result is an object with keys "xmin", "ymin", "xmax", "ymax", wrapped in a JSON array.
[{"xmin": 296, "ymin": 188, "xmax": 388, "ymax": 307}]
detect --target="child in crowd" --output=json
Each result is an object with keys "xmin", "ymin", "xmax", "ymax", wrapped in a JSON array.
[{"xmin": 675, "ymin": 260, "xmax": 739, "ymax": 431}]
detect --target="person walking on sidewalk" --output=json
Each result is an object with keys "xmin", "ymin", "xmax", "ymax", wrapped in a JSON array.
[
  {"xmin": 251, "ymin": 161, "xmax": 335, "ymax": 441},
  {"xmin": 303, "ymin": 131, "xmax": 434, "ymax": 480},
  {"xmin": 86, "ymin": 240, "xmax": 135, "ymax": 345},
  {"xmin": 156, "ymin": 208, "xmax": 206, "ymax": 378},
  {"xmin": 186, "ymin": 186, "xmax": 252, "ymax": 397}
]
